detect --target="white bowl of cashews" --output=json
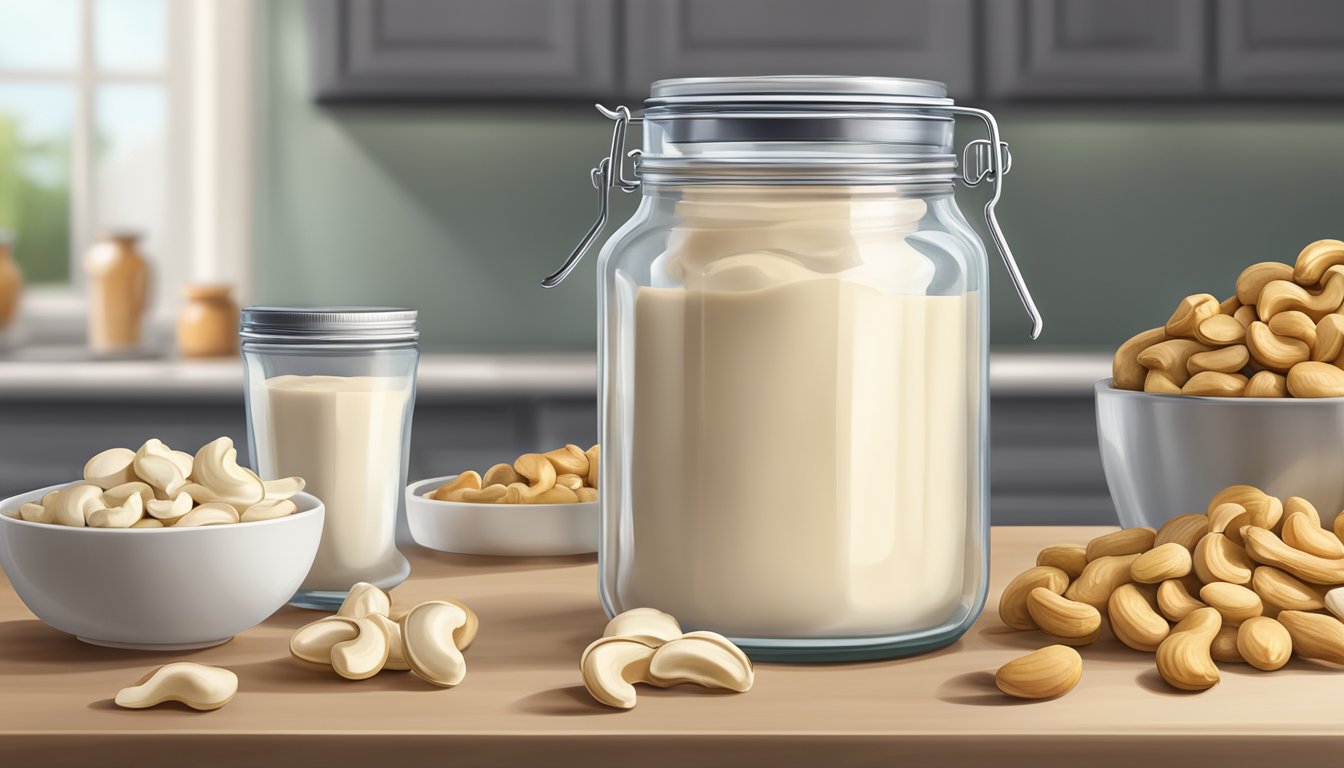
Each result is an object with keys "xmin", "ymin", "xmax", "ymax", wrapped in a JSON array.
[
  {"xmin": 0, "ymin": 437, "xmax": 325, "ymax": 650},
  {"xmin": 406, "ymin": 474, "xmax": 597, "ymax": 556}
]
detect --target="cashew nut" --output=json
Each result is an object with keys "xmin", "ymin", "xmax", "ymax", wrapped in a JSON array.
[
  {"xmin": 581, "ymin": 637, "xmax": 656, "ymax": 709},
  {"xmin": 604, "ymin": 607, "xmax": 682, "ymax": 647},
  {"xmin": 1314, "ymin": 314, "xmax": 1344, "ymax": 362},
  {"xmin": 171, "ymin": 501, "xmax": 239, "ymax": 527},
  {"xmin": 183, "ymin": 437, "xmax": 264, "ymax": 508},
  {"xmin": 290, "ymin": 616, "xmax": 361, "ymax": 664},
  {"xmin": 1207, "ymin": 485, "xmax": 1282, "ymax": 529},
  {"xmin": 1156, "ymin": 607, "xmax": 1222, "ymax": 691},
  {"xmin": 1247, "ymin": 321, "xmax": 1311, "ymax": 372},
  {"xmin": 543, "ymin": 444, "xmax": 589, "ymax": 477},
  {"xmin": 1193, "ymin": 314, "xmax": 1246, "ymax": 347},
  {"xmin": 49, "ymin": 484, "xmax": 104, "ymax": 527},
  {"xmin": 1280, "ymin": 498, "xmax": 1344, "ymax": 558},
  {"xmin": 1236, "ymin": 261, "xmax": 1295, "ymax": 305},
  {"xmin": 88, "ymin": 491, "xmax": 144, "ymax": 528},
  {"xmin": 262, "ymin": 476, "xmax": 305, "ymax": 501},
  {"xmin": 400, "ymin": 601, "xmax": 469, "ymax": 687},
  {"xmin": 114, "ymin": 663, "xmax": 238, "ymax": 711},
  {"xmin": 1286, "ymin": 361, "xmax": 1344, "ymax": 397},
  {"xmin": 1137, "ymin": 339, "xmax": 1212, "ymax": 386},
  {"xmin": 367, "ymin": 613, "xmax": 411, "ymax": 671},
  {"xmin": 16, "ymin": 502, "xmax": 47, "ymax": 523},
  {"xmin": 1257, "ymin": 266, "xmax": 1344, "ymax": 322},
  {"xmin": 130, "ymin": 518, "xmax": 163, "ymax": 528},
  {"xmin": 576, "ymin": 487, "xmax": 598, "ymax": 502},
  {"xmin": 146, "ymin": 491, "xmax": 192, "ymax": 522},
  {"xmin": 1245, "ymin": 370, "xmax": 1288, "ymax": 397},
  {"xmin": 135, "ymin": 454, "xmax": 188, "ymax": 501},
  {"xmin": 556, "ymin": 473, "xmax": 584, "ymax": 491},
  {"xmin": 1292, "ymin": 238, "xmax": 1344, "ymax": 285},
  {"xmin": 1186, "ymin": 344, "xmax": 1248, "ymax": 375},
  {"xmin": 337, "ymin": 582, "xmax": 392, "ymax": 619},
  {"xmin": 240, "ymin": 498, "xmax": 297, "ymax": 523},
  {"xmin": 481, "ymin": 463, "xmax": 521, "ymax": 487},
  {"xmin": 1182, "ymin": 371, "xmax": 1247, "ymax": 397},
  {"xmin": 330, "ymin": 616, "xmax": 391, "ymax": 680},
  {"xmin": 511, "ymin": 453, "xmax": 557, "ymax": 499},
  {"xmin": 102, "ymin": 481, "xmax": 154, "ymax": 509},
  {"xmin": 1243, "ymin": 526, "xmax": 1344, "ymax": 584},
  {"xmin": 84, "ymin": 447, "xmax": 137, "ymax": 489},
  {"xmin": 646, "ymin": 631, "xmax": 754, "ymax": 692},
  {"xmin": 585, "ymin": 444, "xmax": 599, "ymax": 488},
  {"xmin": 1165, "ymin": 294, "xmax": 1220, "ymax": 338},
  {"xmin": 460, "ymin": 484, "xmax": 508, "ymax": 503},
  {"xmin": 431, "ymin": 471, "xmax": 480, "ymax": 501},
  {"xmin": 1113, "ymin": 327, "xmax": 1168, "ymax": 390},
  {"xmin": 135, "ymin": 438, "xmax": 193, "ymax": 479},
  {"xmin": 1268, "ymin": 310, "xmax": 1319, "ymax": 353}
]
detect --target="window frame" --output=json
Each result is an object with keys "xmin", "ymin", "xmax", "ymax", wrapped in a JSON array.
[{"xmin": 0, "ymin": 0, "xmax": 254, "ymax": 337}]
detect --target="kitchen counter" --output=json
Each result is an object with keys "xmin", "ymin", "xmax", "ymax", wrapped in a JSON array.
[
  {"xmin": 2, "ymin": 526, "xmax": 1339, "ymax": 767},
  {"xmin": 0, "ymin": 351, "xmax": 1111, "ymax": 400}
]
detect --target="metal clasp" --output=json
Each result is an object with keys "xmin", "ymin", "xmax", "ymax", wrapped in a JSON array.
[
  {"xmin": 961, "ymin": 139, "xmax": 1012, "ymax": 187},
  {"xmin": 541, "ymin": 105, "xmax": 642, "ymax": 288}
]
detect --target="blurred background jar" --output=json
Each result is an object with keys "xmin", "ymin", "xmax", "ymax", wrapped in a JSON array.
[
  {"xmin": 85, "ymin": 231, "xmax": 148, "ymax": 354},
  {"xmin": 0, "ymin": 230, "xmax": 20, "ymax": 332},
  {"xmin": 176, "ymin": 284, "xmax": 240, "ymax": 358}
]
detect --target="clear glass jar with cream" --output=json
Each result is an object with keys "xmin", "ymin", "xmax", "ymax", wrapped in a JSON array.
[
  {"xmin": 240, "ymin": 307, "xmax": 418, "ymax": 610},
  {"xmin": 545, "ymin": 77, "xmax": 1043, "ymax": 661}
]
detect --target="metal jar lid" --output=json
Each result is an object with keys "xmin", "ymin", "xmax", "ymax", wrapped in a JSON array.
[
  {"xmin": 240, "ymin": 307, "xmax": 419, "ymax": 343},
  {"xmin": 646, "ymin": 75, "xmax": 953, "ymax": 105}
]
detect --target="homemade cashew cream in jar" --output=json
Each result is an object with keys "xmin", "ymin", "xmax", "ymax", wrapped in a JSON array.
[
  {"xmin": 240, "ymin": 308, "xmax": 418, "ymax": 610},
  {"xmin": 546, "ymin": 77, "xmax": 1042, "ymax": 661}
]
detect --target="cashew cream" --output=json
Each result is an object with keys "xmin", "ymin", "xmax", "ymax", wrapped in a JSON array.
[
  {"xmin": 252, "ymin": 375, "xmax": 411, "ymax": 591},
  {"xmin": 613, "ymin": 188, "xmax": 981, "ymax": 638}
]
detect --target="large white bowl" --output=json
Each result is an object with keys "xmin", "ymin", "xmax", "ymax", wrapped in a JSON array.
[
  {"xmin": 0, "ymin": 483, "xmax": 325, "ymax": 650},
  {"xmin": 406, "ymin": 475, "xmax": 597, "ymax": 556},
  {"xmin": 1096, "ymin": 379, "xmax": 1344, "ymax": 529}
]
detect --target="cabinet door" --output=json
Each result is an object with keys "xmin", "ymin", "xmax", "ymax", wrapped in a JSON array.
[
  {"xmin": 987, "ymin": 0, "xmax": 1208, "ymax": 97},
  {"xmin": 621, "ymin": 0, "xmax": 975, "ymax": 99},
  {"xmin": 1217, "ymin": 0, "xmax": 1344, "ymax": 95},
  {"xmin": 308, "ymin": 0, "xmax": 618, "ymax": 101}
]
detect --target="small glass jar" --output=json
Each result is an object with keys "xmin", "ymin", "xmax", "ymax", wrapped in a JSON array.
[
  {"xmin": 546, "ymin": 77, "xmax": 1042, "ymax": 662},
  {"xmin": 240, "ymin": 307, "xmax": 419, "ymax": 610},
  {"xmin": 85, "ymin": 230, "xmax": 148, "ymax": 354}
]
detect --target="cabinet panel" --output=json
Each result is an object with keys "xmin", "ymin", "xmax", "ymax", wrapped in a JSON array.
[
  {"xmin": 622, "ymin": 0, "xmax": 976, "ymax": 98},
  {"xmin": 987, "ymin": 0, "xmax": 1208, "ymax": 97},
  {"xmin": 309, "ymin": 0, "xmax": 618, "ymax": 101},
  {"xmin": 1217, "ymin": 0, "xmax": 1344, "ymax": 95}
]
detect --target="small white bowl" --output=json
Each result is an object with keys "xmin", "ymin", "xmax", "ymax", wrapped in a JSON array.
[
  {"xmin": 405, "ymin": 475, "xmax": 597, "ymax": 556},
  {"xmin": 0, "ymin": 482, "xmax": 325, "ymax": 650}
]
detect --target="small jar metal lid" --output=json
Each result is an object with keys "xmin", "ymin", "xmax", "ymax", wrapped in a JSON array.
[{"xmin": 240, "ymin": 307, "xmax": 419, "ymax": 343}]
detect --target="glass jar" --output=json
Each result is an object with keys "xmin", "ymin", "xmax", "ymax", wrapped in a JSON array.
[
  {"xmin": 240, "ymin": 307, "xmax": 419, "ymax": 610},
  {"xmin": 545, "ymin": 77, "xmax": 1042, "ymax": 661},
  {"xmin": 85, "ymin": 230, "xmax": 149, "ymax": 354},
  {"xmin": 177, "ymin": 284, "xmax": 240, "ymax": 358}
]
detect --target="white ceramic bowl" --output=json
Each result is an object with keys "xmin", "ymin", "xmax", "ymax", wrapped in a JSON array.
[
  {"xmin": 0, "ymin": 483, "xmax": 325, "ymax": 650},
  {"xmin": 1096, "ymin": 379, "xmax": 1344, "ymax": 529},
  {"xmin": 406, "ymin": 475, "xmax": 597, "ymax": 556}
]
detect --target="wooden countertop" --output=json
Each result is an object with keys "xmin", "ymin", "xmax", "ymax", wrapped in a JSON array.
[{"xmin": 3, "ymin": 526, "xmax": 1340, "ymax": 767}]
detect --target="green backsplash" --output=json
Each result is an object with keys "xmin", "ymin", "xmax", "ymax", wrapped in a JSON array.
[{"xmin": 256, "ymin": 0, "xmax": 1344, "ymax": 352}]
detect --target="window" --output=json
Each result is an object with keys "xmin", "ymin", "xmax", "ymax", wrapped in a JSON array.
[
  {"xmin": 0, "ymin": 0, "xmax": 252, "ymax": 333},
  {"xmin": 0, "ymin": 0, "xmax": 173, "ymax": 293}
]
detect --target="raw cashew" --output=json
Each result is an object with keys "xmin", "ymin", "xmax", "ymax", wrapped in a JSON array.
[
  {"xmin": 646, "ymin": 631, "xmax": 754, "ymax": 692},
  {"xmin": 1035, "ymin": 544, "xmax": 1088, "ymax": 579},
  {"xmin": 49, "ymin": 484, "xmax": 104, "ymax": 527},
  {"xmin": 1278, "ymin": 610, "xmax": 1344, "ymax": 666},
  {"xmin": 1280, "ymin": 498, "xmax": 1344, "ymax": 558},
  {"xmin": 262, "ymin": 476, "xmax": 305, "ymax": 501},
  {"xmin": 1286, "ymin": 361, "xmax": 1344, "ymax": 397},
  {"xmin": 482, "ymin": 463, "xmax": 521, "ymax": 487},
  {"xmin": 83, "ymin": 447, "xmax": 137, "ymax": 489},
  {"xmin": 102, "ymin": 481, "xmax": 153, "ymax": 508},
  {"xmin": 1243, "ymin": 526, "xmax": 1344, "ymax": 584},
  {"xmin": 1165, "ymin": 294, "xmax": 1220, "ymax": 338},
  {"xmin": 1182, "ymin": 371, "xmax": 1247, "ymax": 397},
  {"xmin": 581, "ymin": 636, "xmax": 656, "ymax": 709},
  {"xmin": 1237, "ymin": 616, "xmax": 1292, "ymax": 671},
  {"xmin": 1137, "ymin": 339, "xmax": 1212, "ymax": 386},
  {"xmin": 367, "ymin": 613, "xmax": 411, "ymax": 671},
  {"xmin": 528, "ymin": 486, "xmax": 579, "ymax": 504},
  {"xmin": 1064, "ymin": 554, "xmax": 1140, "ymax": 610},
  {"xmin": 1085, "ymin": 527, "xmax": 1156, "ymax": 561},
  {"xmin": 1292, "ymin": 239, "xmax": 1344, "ymax": 285},
  {"xmin": 337, "ymin": 582, "xmax": 391, "ymax": 619},
  {"xmin": 135, "ymin": 439, "xmax": 193, "ymax": 479},
  {"xmin": 1109, "ymin": 583, "xmax": 1170, "ymax": 652},
  {"xmin": 146, "ymin": 491, "xmax": 192, "ymax": 521},
  {"xmin": 1245, "ymin": 370, "xmax": 1288, "ymax": 397},
  {"xmin": 1154, "ymin": 513, "xmax": 1208, "ymax": 551},
  {"xmin": 460, "ymin": 484, "xmax": 508, "ymax": 503},
  {"xmin": 556, "ymin": 473, "xmax": 584, "ymax": 491},
  {"xmin": 1158, "ymin": 578, "xmax": 1206, "ymax": 622},
  {"xmin": 330, "ymin": 616, "xmax": 390, "ymax": 680},
  {"xmin": 585, "ymin": 444, "xmax": 599, "ymax": 488},
  {"xmin": 998, "ymin": 566, "xmax": 1070, "ymax": 630},
  {"xmin": 17, "ymin": 502, "xmax": 48, "ymax": 523},
  {"xmin": 1113, "ymin": 327, "xmax": 1168, "ymax": 390},
  {"xmin": 1186, "ymin": 344, "xmax": 1248, "ymax": 375},
  {"xmin": 1257, "ymin": 266, "xmax": 1344, "ymax": 322},
  {"xmin": 290, "ymin": 616, "xmax": 361, "ymax": 664},
  {"xmin": 1252, "ymin": 566, "xmax": 1325, "ymax": 613},
  {"xmin": 1193, "ymin": 532, "xmax": 1254, "ymax": 585},
  {"xmin": 400, "ymin": 601, "xmax": 469, "ymax": 687},
  {"xmin": 542, "ymin": 444, "xmax": 589, "ymax": 476},
  {"xmin": 87, "ymin": 491, "xmax": 144, "ymax": 528},
  {"xmin": 1268, "ymin": 310, "xmax": 1318, "ymax": 352},
  {"xmin": 130, "ymin": 518, "xmax": 163, "ymax": 528},
  {"xmin": 431, "ymin": 471, "xmax": 480, "ymax": 501},
  {"xmin": 1247, "ymin": 321, "xmax": 1310, "ymax": 372},
  {"xmin": 171, "ymin": 501, "xmax": 238, "ymax": 527},
  {"xmin": 1027, "ymin": 588, "xmax": 1101, "ymax": 645},
  {"xmin": 1199, "ymin": 582, "xmax": 1264, "ymax": 624},
  {"xmin": 1143, "ymin": 370, "xmax": 1183, "ymax": 394},
  {"xmin": 1155, "ymin": 607, "xmax": 1222, "ymax": 691},
  {"xmin": 1313, "ymin": 314, "xmax": 1344, "ymax": 362},
  {"xmin": 114, "ymin": 662, "xmax": 238, "ymax": 711},
  {"xmin": 1193, "ymin": 315, "xmax": 1245, "ymax": 347},
  {"xmin": 511, "ymin": 453, "xmax": 557, "ymax": 499},
  {"xmin": 604, "ymin": 607, "xmax": 682, "ymax": 647},
  {"xmin": 1207, "ymin": 485, "xmax": 1282, "ymax": 530},
  {"xmin": 1131, "ymin": 542, "xmax": 1193, "ymax": 583},
  {"xmin": 240, "ymin": 498, "xmax": 297, "ymax": 523},
  {"xmin": 1236, "ymin": 261, "xmax": 1295, "ymax": 305},
  {"xmin": 135, "ymin": 454, "xmax": 188, "ymax": 501},
  {"xmin": 576, "ymin": 487, "xmax": 598, "ymax": 502},
  {"xmin": 183, "ymin": 436, "xmax": 264, "ymax": 508},
  {"xmin": 994, "ymin": 645, "xmax": 1082, "ymax": 700},
  {"xmin": 1207, "ymin": 502, "xmax": 1251, "ymax": 546}
]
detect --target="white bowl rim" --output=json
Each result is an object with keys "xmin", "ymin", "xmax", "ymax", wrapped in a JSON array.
[
  {"xmin": 1095, "ymin": 378, "xmax": 1344, "ymax": 405},
  {"xmin": 0, "ymin": 481, "xmax": 324, "ymax": 534},
  {"xmin": 407, "ymin": 475, "xmax": 597, "ymax": 509}
]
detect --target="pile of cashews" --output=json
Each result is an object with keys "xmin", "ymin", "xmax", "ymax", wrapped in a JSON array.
[
  {"xmin": 2, "ymin": 436, "xmax": 305, "ymax": 528},
  {"xmin": 290, "ymin": 582, "xmax": 478, "ymax": 686},
  {"xmin": 1113, "ymin": 239, "xmax": 1344, "ymax": 397},
  {"xmin": 581, "ymin": 607, "xmax": 754, "ymax": 709},
  {"xmin": 428, "ymin": 444, "xmax": 599, "ymax": 504}
]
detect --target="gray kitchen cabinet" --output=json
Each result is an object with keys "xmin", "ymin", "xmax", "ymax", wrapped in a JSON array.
[
  {"xmin": 1216, "ymin": 0, "xmax": 1344, "ymax": 95},
  {"xmin": 621, "ymin": 0, "xmax": 976, "ymax": 98},
  {"xmin": 986, "ymin": 0, "xmax": 1208, "ymax": 97},
  {"xmin": 308, "ymin": 0, "xmax": 619, "ymax": 101}
]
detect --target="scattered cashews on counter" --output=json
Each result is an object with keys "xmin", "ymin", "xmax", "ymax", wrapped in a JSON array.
[
  {"xmin": 114, "ymin": 662, "xmax": 238, "ymax": 711},
  {"xmin": 289, "ymin": 582, "xmax": 479, "ymax": 687},
  {"xmin": 1113, "ymin": 239, "xmax": 1344, "ymax": 397},
  {"xmin": 1, "ymin": 437, "xmax": 305, "ymax": 529},
  {"xmin": 427, "ymin": 444, "xmax": 599, "ymax": 504},
  {"xmin": 993, "ymin": 483, "xmax": 1344, "ymax": 699},
  {"xmin": 581, "ymin": 607, "xmax": 754, "ymax": 710}
]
